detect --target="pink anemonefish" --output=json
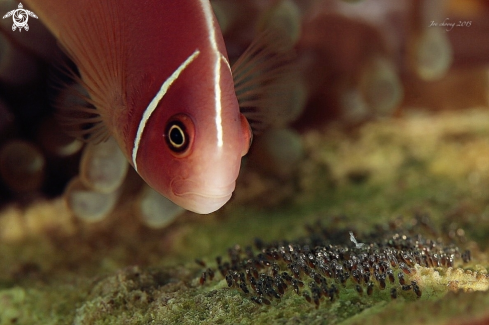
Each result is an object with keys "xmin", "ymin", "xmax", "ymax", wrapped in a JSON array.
[{"xmin": 24, "ymin": 0, "xmax": 292, "ymax": 214}]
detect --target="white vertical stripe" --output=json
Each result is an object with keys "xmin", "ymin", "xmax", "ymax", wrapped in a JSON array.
[
  {"xmin": 132, "ymin": 49, "xmax": 200, "ymax": 172},
  {"xmin": 199, "ymin": 0, "xmax": 225, "ymax": 148}
]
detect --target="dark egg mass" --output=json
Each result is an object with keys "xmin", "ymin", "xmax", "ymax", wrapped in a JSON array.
[{"xmin": 197, "ymin": 214, "xmax": 475, "ymax": 308}]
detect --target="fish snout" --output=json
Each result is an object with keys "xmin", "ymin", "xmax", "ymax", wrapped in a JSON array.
[{"xmin": 170, "ymin": 178, "xmax": 235, "ymax": 214}]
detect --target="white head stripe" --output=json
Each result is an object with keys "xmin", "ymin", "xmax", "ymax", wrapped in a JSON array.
[
  {"xmin": 199, "ymin": 0, "xmax": 226, "ymax": 148},
  {"xmin": 132, "ymin": 49, "xmax": 200, "ymax": 171}
]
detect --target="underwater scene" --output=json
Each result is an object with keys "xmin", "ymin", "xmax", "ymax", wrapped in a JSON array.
[{"xmin": 1, "ymin": 0, "xmax": 489, "ymax": 324}]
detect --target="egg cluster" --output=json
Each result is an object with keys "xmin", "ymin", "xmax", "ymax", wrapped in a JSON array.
[{"xmin": 198, "ymin": 216, "xmax": 471, "ymax": 308}]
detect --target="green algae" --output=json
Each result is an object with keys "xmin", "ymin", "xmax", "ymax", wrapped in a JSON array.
[{"xmin": 2, "ymin": 110, "xmax": 489, "ymax": 324}]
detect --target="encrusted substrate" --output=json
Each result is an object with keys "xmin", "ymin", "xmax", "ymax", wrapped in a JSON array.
[{"xmin": 2, "ymin": 109, "xmax": 489, "ymax": 324}]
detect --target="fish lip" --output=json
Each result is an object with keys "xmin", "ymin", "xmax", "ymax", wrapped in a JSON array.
[
  {"xmin": 179, "ymin": 192, "xmax": 232, "ymax": 200},
  {"xmin": 174, "ymin": 191, "xmax": 233, "ymax": 214},
  {"xmin": 170, "ymin": 178, "xmax": 235, "ymax": 198},
  {"xmin": 170, "ymin": 178, "xmax": 235, "ymax": 213}
]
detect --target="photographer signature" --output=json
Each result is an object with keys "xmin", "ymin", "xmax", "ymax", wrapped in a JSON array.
[{"xmin": 429, "ymin": 18, "xmax": 471, "ymax": 32}]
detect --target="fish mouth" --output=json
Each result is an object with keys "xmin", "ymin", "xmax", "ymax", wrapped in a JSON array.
[{"xmin": 170, "ymin": 179, "xmax": 235, "ymax": 214}]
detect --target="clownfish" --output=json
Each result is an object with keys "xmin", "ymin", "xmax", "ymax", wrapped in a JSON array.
[{"xmin": 24, "ymin": 0, "xmax": 292, "ymax": 214}]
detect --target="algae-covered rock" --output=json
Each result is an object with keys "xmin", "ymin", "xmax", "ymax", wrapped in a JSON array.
[{"xmin": 2, "ymin": 110, "xmax": 489, "ymax": 324}]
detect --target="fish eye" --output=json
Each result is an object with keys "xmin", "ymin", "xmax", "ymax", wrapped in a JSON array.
[
  {"xmin": 165, "ymin": 121, "xmax": 188, "ymax": 152},
  {"xmin": 164, "ymin": 114, "xmax": 194, "ymax": 155},
  {"xmin": 167, "ymin": 123, "xmax": 186, "ymax": 149}
]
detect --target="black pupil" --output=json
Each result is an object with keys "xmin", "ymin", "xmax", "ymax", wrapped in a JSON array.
[
  {"xmin": 165, "ymin": 121, "xmax": 188, "ymax": 153},
  {"xmin": 170, "ymin": 126, "xmax": 184, "ymax": 146}
]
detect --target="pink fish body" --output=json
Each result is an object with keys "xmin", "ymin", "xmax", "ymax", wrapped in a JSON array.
[{"xmin": 25, "ymin": 0, "xmax": 253, "ymax": 213}]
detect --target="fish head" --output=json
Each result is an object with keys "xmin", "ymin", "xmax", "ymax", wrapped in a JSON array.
[{"xmin": 135, "ymin": 51, "xmax": 252, "ymax": 214}]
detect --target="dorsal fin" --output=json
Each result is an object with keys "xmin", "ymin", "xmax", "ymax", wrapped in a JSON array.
[{"xmin": 232, "ymin": 31, "xmax": 296, "ymax": 133}]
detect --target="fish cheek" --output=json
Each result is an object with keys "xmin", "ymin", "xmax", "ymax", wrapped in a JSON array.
[{"xmin": 137, "ymin": 133, "xmax": 172, "ymax": 198}]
